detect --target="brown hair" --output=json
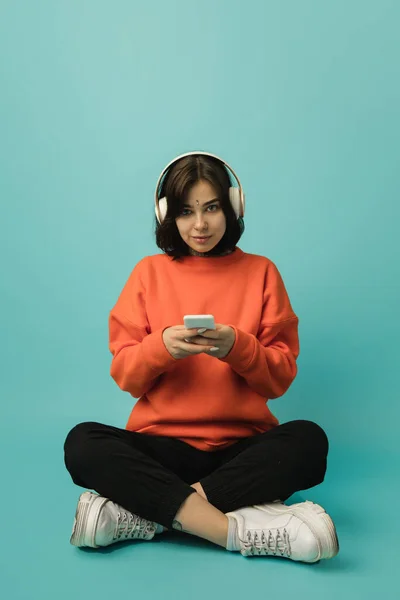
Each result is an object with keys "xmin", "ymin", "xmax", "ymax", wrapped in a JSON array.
[{"xmin": 154, "ymin": 154, "xmax": 245, "ymax": 260}]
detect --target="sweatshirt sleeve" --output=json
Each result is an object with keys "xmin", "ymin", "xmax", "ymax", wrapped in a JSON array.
[
  {"xmin": 220, "ymin": 260, "xmax": 300, "ymax": 399},
  {"xmin": 108, "ymin": 259, "xmax": 177, "ymax": 398}
]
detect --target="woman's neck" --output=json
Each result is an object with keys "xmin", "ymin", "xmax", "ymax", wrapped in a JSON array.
[{"xmin": 188, "ymin": 247, "xmax": 235, "ymax": 258}]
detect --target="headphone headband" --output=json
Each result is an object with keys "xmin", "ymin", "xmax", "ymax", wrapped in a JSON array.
[{"xmin": 154, "ymin": 151, "xmax": 245, "ymax": 224}]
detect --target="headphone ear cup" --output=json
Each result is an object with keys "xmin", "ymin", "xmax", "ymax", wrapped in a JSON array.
[
  {"xmin": 157, "ymin": 196, "xmax": 168, "ymax": 223},
  {"xmin": 229, "ymin": 187, "xmax": 241, "ymax": 219}
]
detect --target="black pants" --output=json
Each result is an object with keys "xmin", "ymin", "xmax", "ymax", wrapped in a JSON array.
[{"xmin": 64, "ymin": 419, "xmax": 328, "ymax": 529}]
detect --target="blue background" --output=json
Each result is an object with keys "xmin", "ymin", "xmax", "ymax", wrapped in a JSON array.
[{"xmin": 1, "ymin": 1, "xmax": 398, "ymax": 598}]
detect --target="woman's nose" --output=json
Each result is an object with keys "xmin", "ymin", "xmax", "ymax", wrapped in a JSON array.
[{"xmin": 195, "ymin": 213, "xmax": 207, "ymax": 227}]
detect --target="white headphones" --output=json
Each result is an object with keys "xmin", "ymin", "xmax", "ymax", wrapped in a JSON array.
[{"xmin": 154, "ymin": 151, "xmax": 246, "ymax": 224}]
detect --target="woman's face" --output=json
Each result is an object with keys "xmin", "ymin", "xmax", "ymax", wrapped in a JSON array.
[{"xmin": 175, "ymin": 179, "xmax": 227, "ymax": 253}]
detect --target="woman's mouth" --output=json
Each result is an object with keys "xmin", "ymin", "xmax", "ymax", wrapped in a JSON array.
[{"xmin": 192, "ymin": 236, "xmax": 211, "ymax": 244}]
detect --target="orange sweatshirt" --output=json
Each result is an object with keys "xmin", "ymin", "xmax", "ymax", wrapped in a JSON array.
[{"xmin": 109, "ymin": 247, "xmax": 299, "ymax": 451}]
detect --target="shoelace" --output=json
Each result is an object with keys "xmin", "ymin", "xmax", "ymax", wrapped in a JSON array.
[
  {"xmin": 113, "ymin": 510, "xmax": 156, "ymax": 542},
  {"xmin": 242, "ymin": 528, "xmax": 292, "ymax": 557}
]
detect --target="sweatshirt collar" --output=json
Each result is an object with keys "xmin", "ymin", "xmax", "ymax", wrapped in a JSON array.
[{"xmin": 168, "ymin": 247, "xmax": 245, "ymax": 269}]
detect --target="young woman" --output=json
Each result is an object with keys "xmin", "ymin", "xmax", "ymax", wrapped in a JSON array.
[{"xmin": 64, "ymin": 152, "xmax": 339, "ymax": 562}]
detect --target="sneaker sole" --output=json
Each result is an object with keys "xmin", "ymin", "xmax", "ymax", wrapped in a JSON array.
[
  {"xmin": 255, "ymin": 501, "xmax": 339, "ymax": 562},
  {"xmin": 70, "ymin": 491, "xmax": 109, "ymax": 548}
]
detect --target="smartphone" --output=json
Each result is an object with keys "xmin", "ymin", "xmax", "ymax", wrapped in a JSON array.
[{"xmin": 183, "ymin": 314, "xmax": 216, "ymax": 330}]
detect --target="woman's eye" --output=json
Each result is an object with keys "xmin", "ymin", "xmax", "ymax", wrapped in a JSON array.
[{"xmin": 180, "ymin": 204, "xmax": 219, "ymax": 216}]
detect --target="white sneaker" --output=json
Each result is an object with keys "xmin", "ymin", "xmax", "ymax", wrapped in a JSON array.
[
  {"xmin": 226, "ymin": 500, "xmax": 339, "ymax": 562},
  {"xmin": 70, "ymin": 491, "xmax": 161, "ymax": 548}
]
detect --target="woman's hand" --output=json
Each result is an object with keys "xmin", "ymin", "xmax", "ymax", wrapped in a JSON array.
[
  {"xmin": 188, "ymin": 324, "xmax": 236, "ymax": 359},
  {"xmin": 162, "ymin": 325, "xmax": 220, "ymax": 360}
]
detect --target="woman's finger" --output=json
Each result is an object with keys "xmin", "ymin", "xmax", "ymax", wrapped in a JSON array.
[{"xmin": 187, "ymin": 335, "xmax": 215, "ymax": 345}]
